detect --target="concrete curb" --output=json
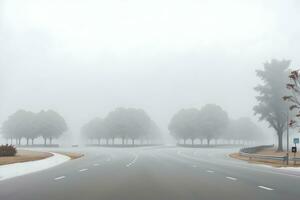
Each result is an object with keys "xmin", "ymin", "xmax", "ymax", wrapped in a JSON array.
[{"xmin": 0, "ymin": 152, "xmax": 70, "ymax": 181}]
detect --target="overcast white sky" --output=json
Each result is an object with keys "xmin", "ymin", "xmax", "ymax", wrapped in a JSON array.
[{"xmin": 1, "ymin": 0, "xmax": 300, "ymax": 143}]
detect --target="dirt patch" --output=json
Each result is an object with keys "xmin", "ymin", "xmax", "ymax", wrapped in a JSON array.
[
  {"xmin": 230, "ymin": 148, "xmax": 300, "ymax": 168},
  {"xmin": 0, "ymin": 150, "xmax": 53, "ymax": 165},
  {"xmin": 257, "ymin": 148, "xmax": 300, "ymax": 157},
  {"xmin": 54, "ymin": 152, "xmax": 84, "ymax": 160}
]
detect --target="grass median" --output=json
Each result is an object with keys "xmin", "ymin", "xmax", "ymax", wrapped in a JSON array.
[
  {"xmin": 230, "ymin": 148, "xmax": 300, "ymax": 167},
  {"xmin": 0, "ymin": 150, "xmax": 53, "ymax": 165}
]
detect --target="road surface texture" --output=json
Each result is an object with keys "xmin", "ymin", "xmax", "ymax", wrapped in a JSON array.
[{"xmin": 0, "ymin": 146, "xmax": 300, "ymax": 200}]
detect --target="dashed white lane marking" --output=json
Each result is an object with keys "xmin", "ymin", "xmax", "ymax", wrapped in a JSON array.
[
  {"xmin": 93, "ymin": 163, "xmax": 100, "ymax": 166},
  {"xmin": 258, "ymin": 186, "xmax": 274, "ymax": 191},
  {"xmin": 206, "ymin": 170, "xmax": 215, "ymax": 173},
  {"xmin": 226, "ymin": 176, "xmax": 237, "ymax": 181},
  {"xmin": 177, "ymin": 150, "xmax": 300, "ymax": 179},
  {"xmin": 126, "ymin": 154, "xmax": 139, "ymax": 167},
  {"xmin": 79, "ymin": 168, "xmax": 88, "ymax": 172},
  {"xmin": 54, "ymin": 176, "xmax": 66, "ymax": 181}
]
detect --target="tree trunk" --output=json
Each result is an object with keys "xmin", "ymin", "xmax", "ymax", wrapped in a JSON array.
[
  {"xmin": 132, "ymin": 139, "xmax": 135, "ymax": 145},
  {"xmin": 44, "ymin": 138, "xmax": 47, "ymax": 146},
  {"xmin": 26, "ymin": 138, "xmax": 29, "ymax": 146},
  {"xmin": 106, "ymin": 138, "xmax": 108, "ymax": 145},
  {"xmin": 207, "ymin": 138, "xmax": 210, "ymax": 146},
  {"xmin": 183, "ymin": 139, "xmax": 186, "ymax": 145},
  {"xmin": 32, "ymin": 138, "xmax": 34, "ymax": 145},
  {"xmin": 277, "ymin": 130, "xmax": 283, "ymax": 151},
  {"xmin": 122, "ymin": 137, "xmax": 125, "ymax": 145},
  {"xmin": 191, "ymin": 139, "xmax": 194, "ymax": 146}
]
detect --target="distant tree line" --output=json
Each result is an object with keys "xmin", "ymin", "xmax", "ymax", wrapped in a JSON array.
[
  {"xmin": 169, "ymin": 104, "xmax": 262, "ymax": 146},
  {"xmin": 1, "ymin": 110, "xmax": 67, "ymax": 146},
  {"xmin": 223, "ymin": 117, "xmax": 263, "ymax": 144},
  {"xmin": 81, "ymin": 108, "xmax": 161, "ymax": 146}
]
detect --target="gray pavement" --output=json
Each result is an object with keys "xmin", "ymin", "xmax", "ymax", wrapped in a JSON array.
[{"xmin": 0, "ymin": 146, "xmax": 299, "ymax": 200}]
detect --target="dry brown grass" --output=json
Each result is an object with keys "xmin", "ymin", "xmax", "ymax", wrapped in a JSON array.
[
  {"xmin": 0, "ymin": 150, "xmax": 53, "ymax": 165},
  {"xmin": 230, "ymin": 147, "xmax": 300, "ymax": 167},
  {"xmin": 257, "ymin": 148, "xmax": 300, "ymax": 157}
]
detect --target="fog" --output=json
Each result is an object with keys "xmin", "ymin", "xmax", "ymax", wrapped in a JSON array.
[{"xmin": 1, "ymin": 0, "xmax": 300, "ymax": 144}]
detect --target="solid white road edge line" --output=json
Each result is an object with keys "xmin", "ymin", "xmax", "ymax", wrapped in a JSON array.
[
  {"xmin": 258, "ymin": 186, "xmax": 274, "ymax": 191},
  {"xmin": 206, "ymin": 170, "xmax": 215, "ymax": 173},
  {"xmin": 79, "ymin": 168, "xmax": 88, "ymax": 172},
  {"xmin": 54, "ymin": 176, "xmax": 66, "ymax": 181}
]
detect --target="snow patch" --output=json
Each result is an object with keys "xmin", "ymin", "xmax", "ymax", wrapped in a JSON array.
[{"xmin": 0, "ymin": 152, "xmax": 70, "ymax": 181}]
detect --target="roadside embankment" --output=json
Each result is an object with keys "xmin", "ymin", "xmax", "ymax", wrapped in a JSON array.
[{"xmin": 230, "ymin": 146, "xmax": 300, "ymax": 167}]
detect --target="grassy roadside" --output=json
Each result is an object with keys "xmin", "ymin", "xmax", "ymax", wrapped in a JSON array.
[
  {"xmin": 0, "ymin": 150, "xmax": 84, "ymax": 165},
  {"xmin": 0, "ymin": 150, "xmax": 53, "ymax": 165},
  {"xmin": 230, "ymin": 148, "xmax": 300, "ymax": 167}
]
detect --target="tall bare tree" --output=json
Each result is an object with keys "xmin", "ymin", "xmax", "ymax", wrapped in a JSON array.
[{"xmin": 283, "ymin": 69, "xmax": 300, "ymax": 128}]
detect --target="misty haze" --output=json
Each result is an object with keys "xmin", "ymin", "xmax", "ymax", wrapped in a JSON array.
[{"xmin": 1, "ymin": 1, "xmax": 300, "ymax": 200}]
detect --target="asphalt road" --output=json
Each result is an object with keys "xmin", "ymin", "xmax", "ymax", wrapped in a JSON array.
[{"xmin": 0, "ymin": 146, "xmax": 300, "ymax": 200}]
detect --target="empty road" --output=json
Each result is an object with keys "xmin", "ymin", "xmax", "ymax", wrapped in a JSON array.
[{"xmin": 0, "ymin": 146, "xmax": 300, "ymax": 200}]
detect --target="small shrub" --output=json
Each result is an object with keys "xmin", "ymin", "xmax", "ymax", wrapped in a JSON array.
[{"xmin": 0, "ymin": 144, "xmax": 17, "ymax": 157}]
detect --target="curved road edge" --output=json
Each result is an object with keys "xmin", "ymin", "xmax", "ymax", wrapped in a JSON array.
[{"xmin": 0, "ymin": 152, "xmax": 71, "ymax": 181}]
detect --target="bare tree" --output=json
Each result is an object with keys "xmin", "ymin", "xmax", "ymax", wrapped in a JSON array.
[{"xmin": 283, "ymin": 69, "xmax": 300, "ymax": 128}]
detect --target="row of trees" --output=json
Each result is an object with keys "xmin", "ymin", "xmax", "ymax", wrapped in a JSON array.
[
  {"xmin": 169, "ymin": 104, "xmax": 261, "ymax": 145},
  {"xmin": 81, "ymin": 108, "xmax": 161, "ymax": 145},
  {"xmin": 1, "ymin": 110, "xmax": 67, "ymax": 146},
  {"xmin": 224, "ymin": 117, "xmax": 263, "ymax": 143}
]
